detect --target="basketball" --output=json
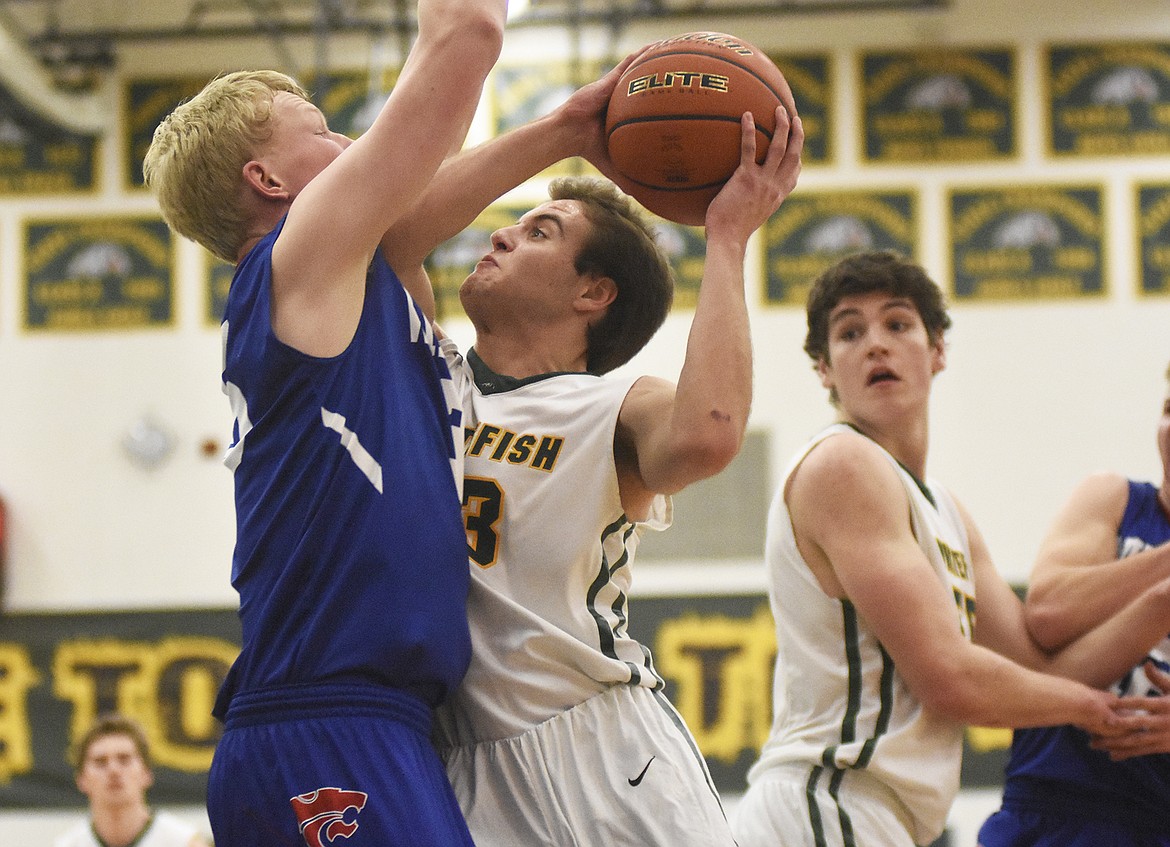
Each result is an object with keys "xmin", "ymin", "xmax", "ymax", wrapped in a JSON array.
[{"xmin": 605, "ymin": 32, "xmax": 793, "ymax": 226}]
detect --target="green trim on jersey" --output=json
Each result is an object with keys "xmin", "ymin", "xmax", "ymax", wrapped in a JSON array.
[
  {"xmin": 467, "ymin": 347, "xmax": 593, "ymax": 395},
  {"xmin": 842, "ymin": 422, "xmax": 936, "ymax": 507}
]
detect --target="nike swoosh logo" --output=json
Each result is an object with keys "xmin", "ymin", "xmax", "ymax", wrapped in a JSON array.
[{"xmin": 628, "ymin": 756, "xmax": 656, "ymax": 786}]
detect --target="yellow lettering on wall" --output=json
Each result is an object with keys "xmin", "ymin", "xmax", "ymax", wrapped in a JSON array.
[
  {"xmin": 0, "ymin": 644, "xmax": 42, "ymax": 783},
  {"xmin": 654, "ymin": 606, "xmax": 777, "ymax": 763},
  {"xmin": 54, "ymin": 636, "xmax": 237, "ymax": 773}
]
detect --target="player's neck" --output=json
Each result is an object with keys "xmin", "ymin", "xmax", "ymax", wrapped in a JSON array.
[
  {"xmin": 92, "ymin": 804, "xmax": 151, "ymax": 847},
  {"xmin": 472, "ymin": 331, "xmax": 588, "ymax": 380},
  {"xmin": 845, "ymin": 415, "xmax": 929, "ymax": 480}
]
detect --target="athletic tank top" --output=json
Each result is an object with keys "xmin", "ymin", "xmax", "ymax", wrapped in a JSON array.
[
  {"xmin": 53, "ymin": 811, "xmax": 199, "ymax": 847},
  {"xmin": 435, "ymin": 353, "xmax": 670, "ymax": 745},
  {"xmin": 1000, "ymin": 479, "xmax": 1170, "ymax": 824},
  {"xmin": 216, "ymin": 219, "xmax": 470, "ymax": 715},
  {"xmin": 746, "ymin": 423, "xmax": 975, "ymax": 846}
]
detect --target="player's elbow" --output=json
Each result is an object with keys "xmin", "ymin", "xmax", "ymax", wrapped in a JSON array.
[
  {"xmin": 680, "ymin": 427, "xmax": 743, "ymax": 482},
  {"xmin": 907, "ymin": 665, "xmax": 989, "ymax": 724},
  {"xmin": 427, "ymin": 6, "xmax": 505, "ymax": 73},
  {"xmin": 1022, "ymin": 600, "xmax": 1073, "ymax": 652}
]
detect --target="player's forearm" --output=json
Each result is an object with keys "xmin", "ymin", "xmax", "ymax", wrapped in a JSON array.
[
  {"xmin": 918, "ymin": 644, "xmax": 1113, "ymax": 729},
  {"xmin": 1038, "ymin": 575, "xmax": 1170, "ymax": 688},
  {"xmin": 667, "ymin": 236, "xmax": 753, "ymax": 480},
  {"xmin": 383, "ymin": 111, "xmax": 584, "ymax": 270},
  {"xmin": 1027, "ymin": 543, "xmax": 1170, "ymax": 649}
]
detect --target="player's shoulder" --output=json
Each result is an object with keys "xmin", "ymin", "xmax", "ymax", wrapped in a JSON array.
[
  {"xmin": 1066, "ymin": 469, "xmax": 1131, "ymax": 512},
  {"xmin": 800, "ymin": 426, "xmax": 892, "ymax": 484}
]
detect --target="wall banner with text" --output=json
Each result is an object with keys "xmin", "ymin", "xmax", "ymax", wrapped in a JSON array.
[
  {"xmin": 23, "ymin": 216, "xmax": 174, "ymax": 331},
  {"xmin": 771, "ymin": 52, "xmax": 834, "ymax": 166},
  {"xmin": 762, "ymin": 189, "xmax": 919, "ymax": 306},
  {"xmin": 0, "ymin": 609, "xmax": 239, "ymax": 808},
  {"xmin": 0, "ymin": 84, "xmax": 99, "ymax": 195},
  {"xmin": 860, "ymin": 47, "xmax": 1017, "ymax": 163},
  {"xmin": 1136, "ymin": 182, "xmax": 1170, "ymax": 297},
  {"xmin": 1045, "ymin": 41, "xmax": 1170, "ymax": 157},
  {"xmin": 947, "ymin": 184, "xmax": 1105, "ymax": 300},
  {"xmin": 0, "ymin": 597, "xmax": 1014, "ymax": 810}
]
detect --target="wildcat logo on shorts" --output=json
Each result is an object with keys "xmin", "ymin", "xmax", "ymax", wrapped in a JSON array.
[{"xmin": 290, "ymin": 787, "xmax": 369, "ymax": 846}]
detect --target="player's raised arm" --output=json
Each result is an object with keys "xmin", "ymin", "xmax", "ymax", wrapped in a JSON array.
[
  {"xmin": 270, "ymin": 0, "xmax": 505, "ymax": 355},
  {"xmin": 380, "ymin": 52, "xmax": 639, "ymax": 279},
  {"xmin": 617, "ymin": 106, "xmax": 803, "ymax": 497}
]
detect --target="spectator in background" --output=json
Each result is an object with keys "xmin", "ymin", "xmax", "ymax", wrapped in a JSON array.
[{"xmin": 55, "ymin": 713, "xmax": 210, "ymax": 847}]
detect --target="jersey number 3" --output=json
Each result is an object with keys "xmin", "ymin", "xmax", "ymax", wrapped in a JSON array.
[{"xmin": 463, "ymin": 476, "xmax": 503, "ymax": 568}]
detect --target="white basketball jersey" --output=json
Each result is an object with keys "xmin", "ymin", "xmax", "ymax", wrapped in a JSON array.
[
  {"xmin": 54, "ymin": 811, "xmax": 199, "ymax": 847},
  {"xmin": 747, "ymin": 424, "xmax": 975, "ymax": 846},
  {"xmin": 436, "ymin": 366, "xmax": 670, "ymax": 745}
]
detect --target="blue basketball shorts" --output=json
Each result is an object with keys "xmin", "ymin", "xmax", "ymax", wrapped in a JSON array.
[
  {"xmin": 978, "ymin": 804, "xmax": 1170, "ymax": 847},
  {"xmin": 207, "ymin": 683, "xmax": 473, "ymax": 847}
]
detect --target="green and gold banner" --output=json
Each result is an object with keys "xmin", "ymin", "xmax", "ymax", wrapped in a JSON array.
[
  {"xmin": 1137, "ymin": 182, "xmax": 1170, "ymax": 296},
  {"xmin": 0, "ymin": 609, "xmax": 238, "ymax": 807},
  {"xmin": 948, "ymin": 184, "xmax": 1105, "ymax": 300},
  {"xmin": 762, "ymin": 189, "xmax": 919, "ymax": 306},
  {"xmin": 1046, "ymin": 42, "xmax": 1170, "ymax": 157},
  {"xmin": 771, "ymin": 52, "xmax": 833, "ymax": 166},
  {"xmin": 0, "ymin": 84, "xmax": 99, "ymax": 195},
  {"xmin": 860, "ymin": 47, "xmax": 1017, "ymax": 163},
  {"xmin": 0, "ymin": 596, "xmax": 1013, "ymax": 809},
  {"xmin": 24, "ymin": 216, "xmax": 174, "ymax": 331}
]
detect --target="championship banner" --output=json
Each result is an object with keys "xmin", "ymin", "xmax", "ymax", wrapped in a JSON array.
[
  {"xmin": 0, "ymin": 597, "xmax": 1013, "ymax": 811},
  {"xmin": 770, "ymin": 52, "xmax": 833, "ymax": 165},
  {"xmin": 23, "ymin": 216, "xmax": 174, "ymax": 331},
  {"xmin": 860, "ymin": 47, "xmax": 1017, "ymax": 163},
  {"xmin": 0, "ymin": 83, "xmax": 99, "ymax": 194},
  {"xmin": 1136, "ymin": 182, "xmax": 1170, "ymax": 296},
  {"xmin": 762, "ymin": 189, "xmax": 919, "ymax": 306},
  {"xmin": 948, "ymin": 184, "xmax": 1105, "ymax": 300},
  {"xmin": 1045, "ymin": 42, "xmax": 1170, "ymax": 157}
]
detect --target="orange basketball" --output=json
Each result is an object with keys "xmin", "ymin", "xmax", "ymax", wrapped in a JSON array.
[{"xmin": 605, "ymin": 32, "xmax": 793, "ymax": 226}]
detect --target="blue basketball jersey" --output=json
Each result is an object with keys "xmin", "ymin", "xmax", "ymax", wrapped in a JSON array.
[
  {"xmin": 991, "ymin": 480, "xmax": 1170, "ymax": 829},
  {"xmin": 216, "ymin": 219, "xmax": 470, "ymax": 715}
]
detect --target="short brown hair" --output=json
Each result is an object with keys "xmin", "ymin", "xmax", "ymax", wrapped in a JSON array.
[
  {"xmin": 143, "ymin": 70, "xmax": 308, "ymax": 263},
  {"xmin": 804, "ymin": 250, "xmax": 951, "ymax": 364},
  {"xmin": 548, "ymin": 177, "xmax": 674, "ymax": 374},
  {"xmin": 71, "ymin": 713, "xmax": 151, "ymax": 773}
]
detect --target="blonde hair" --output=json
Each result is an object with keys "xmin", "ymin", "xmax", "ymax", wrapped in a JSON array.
[{"xmin": 143, "ymin": 70, "xmax": 307, "ymax": 263}]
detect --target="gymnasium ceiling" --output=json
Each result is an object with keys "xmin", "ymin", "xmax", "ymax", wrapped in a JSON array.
[{"xmin": 0, "ymin": 0, "xmax": 946, "ymax": 80}]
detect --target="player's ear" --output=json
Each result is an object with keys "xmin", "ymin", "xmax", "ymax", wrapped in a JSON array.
[
  {"xmin": 930, "ymin": 336, "xmax": 946, "ymax": 375},
  {"xmin": 815, "ymin": 356, "xmax": 832, "ymax": 389},
  {"xmin": 241, "ymin": 160, "xmax": 288, "ymax": 200},
  {"xmin": 577, "ymin": 274, "xmax": 617, "ymax": 316}
]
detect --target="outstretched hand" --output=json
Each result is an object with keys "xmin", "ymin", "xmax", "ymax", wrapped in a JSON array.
[
  {"xmin": 1090, "ymin": 662, "xmax": 1170, "ymax": 760},
  {"xmin": 704, "ymin": 105, "xmax": 804, "ymax": 244},
  {"xmin": 558, "ymin": 48, "xmax": 647, "ymax": 187}
]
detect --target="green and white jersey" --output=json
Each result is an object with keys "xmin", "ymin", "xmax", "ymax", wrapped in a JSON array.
[
  {"xmin": 436, "ymin": 356, "xmax": 670, "ymax": 746},
  {"xmin": 54, "ymin": 812, "xmax": 201, "ymax": 847},
  {"xmin": 747, "ymin": 423, "xmax": 975, "ymax": 847}
]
